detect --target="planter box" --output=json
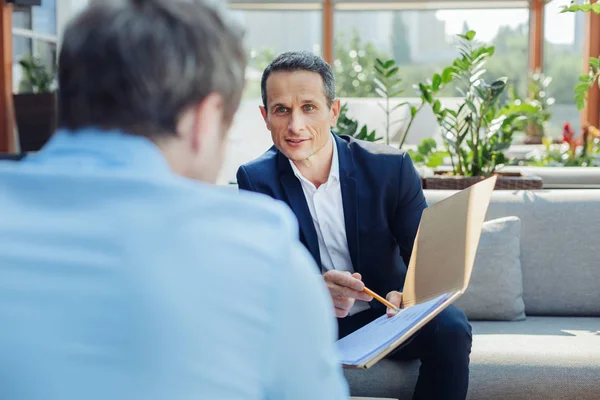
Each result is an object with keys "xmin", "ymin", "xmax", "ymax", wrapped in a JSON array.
[
  {"xmin": 422, "ymin": 172, "xmax": 543, "ymax": 190},
  {"xmin": 14, "ymin": 92, "xmax": 57, "ymax": 153}
]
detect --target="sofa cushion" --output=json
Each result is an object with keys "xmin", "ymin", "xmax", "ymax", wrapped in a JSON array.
[
  {"xmin": 425, "ymin": 190, "xmax": 600, "ymax": 316},
  {"xmin": 344, "ymin": 317, "xmax": 600, "ymax": 399},
  {"xmin": 454, "ymin": 216, "xmax": 525, "ymax": 321}
]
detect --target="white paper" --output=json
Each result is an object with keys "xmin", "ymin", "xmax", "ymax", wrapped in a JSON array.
[{"xmin": 335, "ymin": 292, "xmax": 453, "ymax": 366}]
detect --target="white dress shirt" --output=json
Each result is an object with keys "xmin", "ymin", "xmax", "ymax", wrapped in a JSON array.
[{"xmin": 290, "ymin": 135, "xmax": 370, "ymax": 316}]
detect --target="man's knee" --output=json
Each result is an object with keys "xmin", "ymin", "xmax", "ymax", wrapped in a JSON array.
[{"xmin": 431, "ymin": 306, "xmax": 472, "ymax": 352}]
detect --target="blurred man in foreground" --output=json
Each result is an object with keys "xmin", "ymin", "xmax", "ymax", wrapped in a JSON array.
[{"xmin": 0, "ymin": 1, "xmax": 348, "ymax": 399}]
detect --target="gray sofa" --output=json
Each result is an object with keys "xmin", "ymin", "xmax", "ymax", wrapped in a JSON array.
[{"xmin": 345, "ymin": 189, "xmax": 600, "ymax": 400}]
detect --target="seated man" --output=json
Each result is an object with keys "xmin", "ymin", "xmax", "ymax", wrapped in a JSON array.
[
  {"xmin": 237, "ymin": 51, "xmax": 472, "ymax": 400},
  {"xmin": 0, "ymin": 2, "xmax": 348, "ymax": 399}
]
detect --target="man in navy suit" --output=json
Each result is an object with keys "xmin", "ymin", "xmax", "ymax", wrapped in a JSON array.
[{"xmin": 237, "ymin": 51, "xmax": 472, "ymax": 400}]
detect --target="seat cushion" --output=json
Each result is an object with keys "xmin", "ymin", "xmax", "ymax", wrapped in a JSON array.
[
  {"xmin": 344, "ymin": 317, "xmax": 600, "ymax": 399},
  {"xmin": 454, "ymin": 216, "xmax": 525, "ymax": 321}
]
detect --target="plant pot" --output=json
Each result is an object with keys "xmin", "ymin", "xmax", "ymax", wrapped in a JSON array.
[
  {"xmin": 13, "ymin": 92, "xmax": 57, "ymax": 152},
  {"xmin": 422, "ymin": 172, "xmax": 543, "ymax": 190}
]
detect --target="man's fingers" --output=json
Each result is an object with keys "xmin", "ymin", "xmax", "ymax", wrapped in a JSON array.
[
  {"xmin": 335, "ymin": 307, "xmax": 350, "ymax": 318},
  {"xmin": 351, "ymin": 272, "xmax": 362, "ymax": 280},
  {"xmin": 326, "ymin": 281, "xmax": 373, "ymax": 301},
  {"xmin": 324, "ymin": 270, "xmax": 365, "ymax": 292},
  {"xmin": 332, "ymin": 296, "xmax": 354, "ymax": 311},
  {"xmin": 386, "ymin": 291, "xmax": 403, "ymax": 317}
]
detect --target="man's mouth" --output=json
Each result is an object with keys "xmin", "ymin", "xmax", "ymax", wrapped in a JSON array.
[{"xmin": 286, "ymin": 138, "xmax": 308, "ymax": 145}]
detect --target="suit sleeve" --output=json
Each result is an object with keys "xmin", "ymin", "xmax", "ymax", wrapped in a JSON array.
[
  {"xmin": 236, "ymin": 166, "xmax": 255, "ymax": 192},
  {"xmin": 390, "ymin": 153, "xmax": 427, "ymax": 267}
]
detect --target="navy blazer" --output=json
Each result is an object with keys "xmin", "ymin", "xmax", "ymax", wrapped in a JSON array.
[{"xmin": 236, "ymin": 134, "xmax": 427, "ymax": 309}]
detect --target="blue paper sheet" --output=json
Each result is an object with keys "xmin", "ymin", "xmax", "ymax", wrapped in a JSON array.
[{"xmin": 336, "ymin": 292, "xmax": 453, "ymax": 366}]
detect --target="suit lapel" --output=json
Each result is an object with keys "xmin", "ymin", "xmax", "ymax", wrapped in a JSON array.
[
  {"xmin": 335, "ymin": 135, "xmax": 360, "ymax": 273},
  {"xmin": 277, "ymin": 152, "xmax": 322, "ymax": 268}
]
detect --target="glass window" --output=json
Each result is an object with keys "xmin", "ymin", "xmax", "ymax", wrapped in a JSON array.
[
  {"xmin": 230, "ymin": 10, "xmax": 322, "ymax": 99},
  {"xmin": 334, "ymin": 8, "xmax": 530, "ymax": 99},
  {"xmin": 543, "ymin": 0, "xmax": 585, "ymax": 137},
  {"xmin": 13, "ymin": 6, "xmax": 32, "ymax": 30},
  {"xmin": 32, "ymin": 0, "xmax": 57, "ymax": 36}
]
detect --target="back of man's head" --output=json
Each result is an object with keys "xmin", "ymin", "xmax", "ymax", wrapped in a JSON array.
[{"xmin": 58, "ymin": 0, "xmax": 247, "ymax": 138}]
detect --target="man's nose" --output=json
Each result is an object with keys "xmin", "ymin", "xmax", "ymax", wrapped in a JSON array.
[{"xmin": 288, "ymin": 110, "xmax": 306, "ymax": 134}]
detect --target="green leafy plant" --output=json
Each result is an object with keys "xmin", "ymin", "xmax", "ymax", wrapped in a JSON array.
[
  {"xmin": 18, "ymin": 55, "xmax": 55, "ymax": 94},
  {"xmin": 574, "ymin": 58, "xmax": 600, "ymax": 111},
  {"xmin": 561, "ymin": 1, "xmax": 600, "ymax": 110},
  {"xmin": 560, "ymin": 1, "xmax": 600, "ymax": 14},
  {"xmin": 374, "ymin": 57, "xmax": 454, "ymax": 148},
  {"xmin": 419, "ymin": 31, "xmax": 536, "ymax": 177},
  {"xmin": 373, "ymin": 58, "xmax": 405, "ymax": 145},
  {"xmin": 407, "ymin": 138, "xmax": 450, "ymax": 168},
  {"xmin": 333, "ymin": 102, "xmax": 382, "ymax": 142},
  {"xmin": 508, "ymin": 70, "xmax": 555, "ymax": 140}
]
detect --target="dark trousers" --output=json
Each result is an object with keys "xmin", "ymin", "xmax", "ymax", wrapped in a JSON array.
[{"xmin": 338, "ymin": 305, "xmax": 472, "ymax": 400}]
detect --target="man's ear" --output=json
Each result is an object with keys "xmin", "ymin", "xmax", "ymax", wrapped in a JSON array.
[
  {"xmin": 330, "ymin": 99, "xmax": 341, "ymax": 128},
  {"xmin": 189, "ymin": 93, "xmax": 224, "ymax": 152},
  {"xmin": 259, "ymin": 105, "xmax": 271, "ymax": 131}
]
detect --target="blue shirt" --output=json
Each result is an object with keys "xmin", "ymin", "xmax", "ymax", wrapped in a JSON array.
[{"xmin": 0, "ymin": 129, "xmax": 348, "ymax": 400}]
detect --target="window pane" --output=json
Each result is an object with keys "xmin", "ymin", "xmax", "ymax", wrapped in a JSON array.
[
  {"xmin": 230, "ymin": 10, "xmax": 322, "ymax": 99},
  {"xmin": 13, "ymin": 6, "xmax": 32, "ymax": 30},
  {"xmin": 543, "ymin": 0, "xmax": 585, "ymax": 137},
  {"xmin": 12, "ymin": 35, "xmax": 32, "ymax": 91},
  {"xmin": 32, "ymin": 0, "xmax": 57, "ymax": 36},
  {"xmin": 334, "ymin": 8, "xmax": 529, "ymax": 98}
]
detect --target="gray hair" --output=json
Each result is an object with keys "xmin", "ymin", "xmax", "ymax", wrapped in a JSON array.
[
  {"xmin": 58, "ymin": 0, "xmax": 247, "ymax": 137},
  {"xmin": 261, "ymin": 51, "xmax": 336, "ymax": 109}
]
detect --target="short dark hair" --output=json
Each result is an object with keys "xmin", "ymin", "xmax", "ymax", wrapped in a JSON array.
[
  {"xmin": 58, "ymin": 0, "xmax": 247, "ymax": 137},
  {"xmin": 260, "ymin": 51, "xmax": 336, "ymax": 109}
]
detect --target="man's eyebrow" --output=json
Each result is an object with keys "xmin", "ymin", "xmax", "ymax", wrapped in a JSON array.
[{"xmin": 270, "ymin": 103, "xmax": 288, "ymax": 110}]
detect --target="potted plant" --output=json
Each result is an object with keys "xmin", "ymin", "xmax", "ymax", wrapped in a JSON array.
[
  {"xmin": 414, "ymin": 31, "xmax": 543, "ymax": 190},
  {"xmin": 13, "ymin": 54, "xmax": 57, "ymax": 152}
]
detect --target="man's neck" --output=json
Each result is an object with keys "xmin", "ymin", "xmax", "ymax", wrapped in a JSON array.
[{"xmin": 293, "ymin": 136, "xmax": 334, "ymax": 189}]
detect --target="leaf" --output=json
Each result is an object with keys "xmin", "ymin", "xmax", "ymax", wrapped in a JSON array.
[
  {"xmin": 593, "ymin": 3, "xmax": 600, "ymax": 13},
  {"xmin": 386, "ymin": 66, "xmax": 399, "ymax": 78},
  {"xmin": 410, "ymin": 106, "xmax": 418, "ymax": 118},
  {"xmin": 389, "ymin": 88, "xmax": 406, "ymax": 98},
  {"xmin": 374, "ymin": 66, "xmax": 385, "ymax": 76},
  {"xmin": 442, "ymin": 67, "xmax": 454, "ymax": 84},
  {"xmin": 433, "ymin": 99, "xmax": 442, "ymax": 114},
  {"xmin": 590, "ymin": 57, "xmax": 600, "ymax": 68},
  {"xmin": 383, "ymin": 60, "xmax": 395, "ymax": 69},
  {"xmin": 465, "ymin": 100, "xmax": 478, "ymax": 115},
  {"xmin": 373, "ymin": 78, "xmax": 387, "ymax": 93},
  {"xmin": 375, "ymin": 87, "xmax": 387, "ymax": 98},
  {"xmin": 376, "ymin": 58, "xmax": 387, "ymax": 69},
  {"xmin": 392, "ymin": 101, "xmax": 408, "ymax": 111},
  {"xmin": 575, "ymin": 82, "xmax": 591, "ymax": 93},
  {"xmin": 432, "ymin": 74, "xmax": 442, "ymax": 91}
]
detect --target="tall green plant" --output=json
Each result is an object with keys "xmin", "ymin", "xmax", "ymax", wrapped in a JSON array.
[
  {"xmin": 561, "ymin": 1, "xmax": 600, "ymax": 110},
  {"xmin": 420, "ymin": 31, "xmax": 536, "ymax": 177},
  {"xmin": 18, "ymin": 55, "xmax": 54, "ymax": 94},
  {"xmin": 373, "ymin": 58, "xmax": 405, "ymax": 145},
  {"xmin": 374, "ymin": 57, "xmax": 453, "ymax": 148}
]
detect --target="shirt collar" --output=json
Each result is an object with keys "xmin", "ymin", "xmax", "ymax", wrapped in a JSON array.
[
  {"xmin": 24, "ymin": 127, "xmax": 173, "ymax": 177},
  {"xmin": 289, "ymin": 133, "xmax": 339, "ymax": 189}
]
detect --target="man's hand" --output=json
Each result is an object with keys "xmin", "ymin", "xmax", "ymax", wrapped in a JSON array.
[
  {"xmin": 386, "ymin": 291, "xmax": 403, "ymax": 318},
  {"xmin": 323, "ymin": 270, "xmax": 373, "ymax": 318}
]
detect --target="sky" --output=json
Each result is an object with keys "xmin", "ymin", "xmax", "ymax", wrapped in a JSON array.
[{"xmin": 436, "ymin": 0, "xmax": 576, "ymax": 45}]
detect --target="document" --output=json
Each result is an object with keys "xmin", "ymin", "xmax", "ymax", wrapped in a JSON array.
[
  {"xmin": 336, "ymin": 176, "xmax": 498, "ymax": 369},
  {"xmin": 336, "ymin": 292, "xmax": 453, "ymax": 366}
]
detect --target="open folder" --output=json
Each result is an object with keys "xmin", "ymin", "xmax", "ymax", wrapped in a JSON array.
[{"xmin": 336, "ymin": 176, "xmax": 498, "ymax": 369}]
